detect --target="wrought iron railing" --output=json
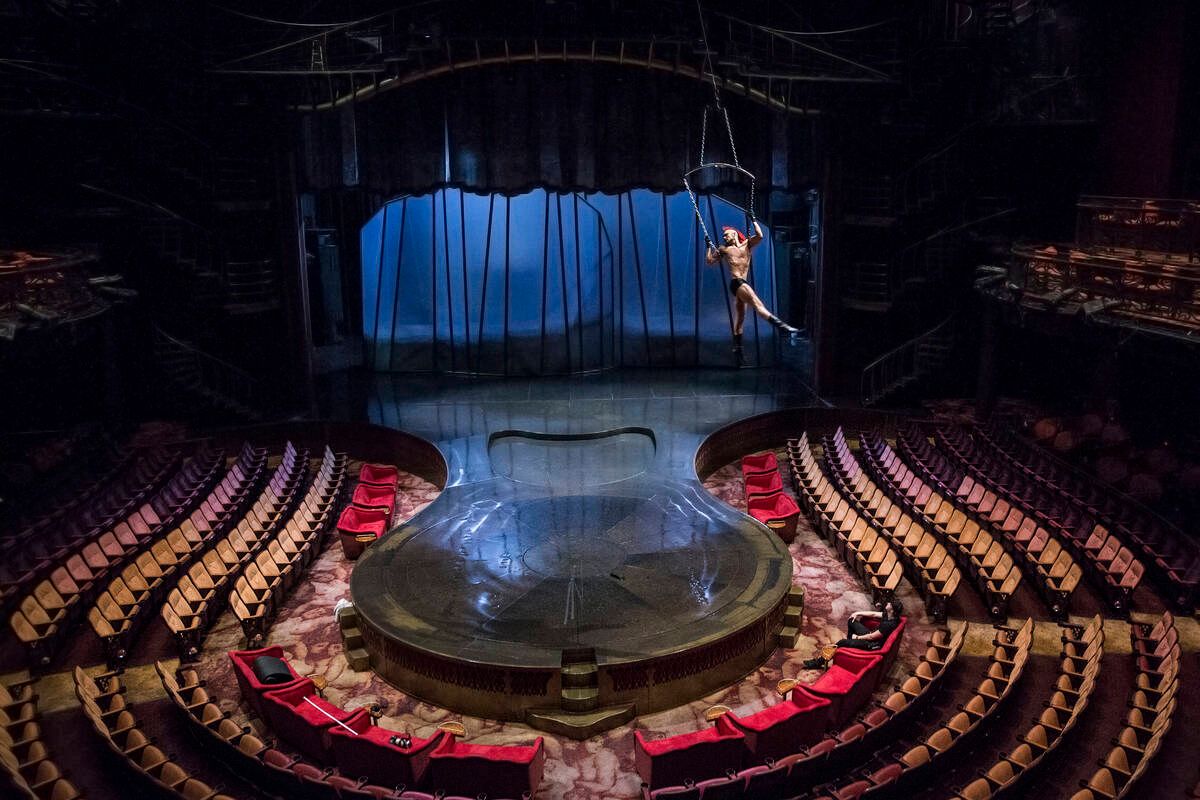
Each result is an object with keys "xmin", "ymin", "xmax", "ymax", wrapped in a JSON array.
[
  {"xmin": 860, "ymin": 315, "xmax": 956, "ymax": 406},
  {"xmin": 152, "ymin": 325, "xmax": 264, "ymax": 417}
]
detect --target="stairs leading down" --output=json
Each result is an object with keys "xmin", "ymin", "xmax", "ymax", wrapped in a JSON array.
[
  {"xmin": 860, "ymin": 315, "xmax": 957, "ymax": 407},
  {"xmin": 152, "ymin": 325, "xmax": 264, "ymax": 420}
]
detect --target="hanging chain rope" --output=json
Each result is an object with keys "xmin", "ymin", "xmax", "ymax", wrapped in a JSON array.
[{"xmin": 686, "ymin": 0, "xmax": 756, "ymax": 243}]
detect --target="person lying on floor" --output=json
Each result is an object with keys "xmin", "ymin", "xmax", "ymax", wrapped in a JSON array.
[{"xmin": 803, "ymin": 598, "xmax": 903, "ymax": 669}]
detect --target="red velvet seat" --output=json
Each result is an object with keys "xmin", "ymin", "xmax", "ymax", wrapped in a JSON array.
[
  {"xmin": 261, "ymin": 677, "xmax": 371, "ymax": 763},
  {"xmin": 726, "ymin": 688, "xmax": 832, "ymax": 763},
  {"xmin": 747, "ymin": 491, "xmax": 801, "ymax": 543},
  {"xmin": 337, "ymin": 506, "xmax": 390, "ymax": 538},
  {"xmin": 358, "ymin": 463, "xmax": 400, "ymax": 487},
  {"xmin": 856, "ymin": 616, "xmax": 908, "ymax": 676},
  {"xmin": 634, "ymin": 715, "xmax": 745, "ymax": 791},
  {"xmin": 741, "ymin": 453, "xmax": 779, "ymax": 475},
  {"xmin": 228, "ymin": 645, "xmax": 306, "ymax": 718},
  {"xmin": 426, "ymin": 735, "xmax": 545, "ymax": 800},
  {"xmin": 351, "ymin": 483, "xmax": 397, "ymax": 516},
  {"xmin": 337, "ymin": 506, "xmax": 390, "ymax": 559},
  {"xmin": 806, "ymin": 649, "xmax": 883, "ymax": 727},
  {"xmin": 328, "ymin": 714, "xmax": 444, "ymax": 789},
  {"xmin": 744, "ymin": 470, "xmax": 783, "ymax": 497}
]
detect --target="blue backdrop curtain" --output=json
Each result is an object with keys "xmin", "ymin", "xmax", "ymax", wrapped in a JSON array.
[{"xmin": 362, "ymin": 187, "xmax": 780, "ymax": 374}]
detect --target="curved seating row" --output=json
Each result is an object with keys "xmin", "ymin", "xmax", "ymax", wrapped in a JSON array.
[
  {"xmin": 637, "ymin": 624, "xmax": 965, "ymax": 800},
  {"xmin": 73, "ymin": 667, "xmax": 233, "ymax": 800},
  {"xmin": 913, "ymin": 426, "xmax": 1143, "ymax": 613},
  {"xmin": 828, "ymin": 428, "xmax": 1022, "ymax": 621},
  {"xmin": 159, "ymin": 660, "xmax": 437, "ymax": 800},
  {"xmin": 801, "ymin": 431, "xmax": 961, "ymax": 621},
  {"xmin": 1, "ymin": 433, "xmax": 130, "ymax": 560},
  {"xmin": 231, "ymin": 447, "xmax": 344, "ymax": 647},
  {"xmin": 0, "ymin": 446, "xmax": 178, "ymax": 610},
  {"xmin": 742, "ymin": 452, "xmax": 801, "ymax": 543},
  {"xmin": 862, "ymin": 430, "xmax": 1080, "ymax": 619},
  {"xmin": 955, "ymin": 614, "xmax": 1104, "ymax": 799},
  {"xmin": 161, "ymin": 443, "xmax": 312, "ymax": 659},
  {"xmin": 0, "ymin": 674, "xmax": 83, "ymax": 800},
  {"xmin": 1070, "ymin": 610, "xmax": 1178, "ymax": 800},
  {"xmin": 890, "ymin": 618, "xmax": 1034, "ymax": 792},
  {"xmin": 635, "ymin": 613, "xmax": 908, "ymax": 794},
  {"xmin": 9, "ymin": 447, "xmax": 226, "ymax": 667},
  {"xmin": 980, "ymin": 422, "xmax": 1200, "ymax": 612},
  {"xmin": 228, "ymin": 647, "xmax": 544, "ymax": 799},
  {"xmin": 786, "ymin": 434, "xmax": 903, "ymax": 605},
  {"xmin": 87, "ymin": 445, "xmax": 267, "ymax": 666}
]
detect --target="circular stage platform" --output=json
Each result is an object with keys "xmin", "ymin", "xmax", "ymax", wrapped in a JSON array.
[{"xmin": 350, "ymin": 429, "xmax": 793, "ymax": 728}]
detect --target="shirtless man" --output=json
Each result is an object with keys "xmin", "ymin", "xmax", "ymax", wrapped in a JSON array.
[{"xmin": 706, "ymin": 220, "xmax": 799, "ymax": 366}]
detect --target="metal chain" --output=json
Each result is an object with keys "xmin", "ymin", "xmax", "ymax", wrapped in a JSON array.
[
  {"xmin": 699, "ymin": 106, "xmax": 708, "ymax": 168},
  {"xmin": 683, "ymin": 173, "xmax": 713, "ymax": 247},
  {"xmin": 721, "ymin": 107, "xmax": 739, "ymax": 169}
]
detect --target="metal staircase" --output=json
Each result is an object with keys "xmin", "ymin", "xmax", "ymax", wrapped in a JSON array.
[
  {"xmin": 859, "ymin": 315, "xmax": 957, "ymax": 406},
  {"xmin": 152, "ymin": 325, "xmax": 264, "ymax": 420}
]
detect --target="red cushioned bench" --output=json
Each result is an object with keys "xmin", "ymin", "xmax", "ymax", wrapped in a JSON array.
[
  {"xmin": 358, "ymin": 463, "xmax": 400, "ymax": 487},
  {"xmin": 801, "ymin": 649, "xmax": 883, "ymax": 727},
  {"xmin": 328, "ymin": 713, "xmax": 445, "ymax": 789},
  {"xmin": 351, "ymin": 483, "xmax": 397, "ymax": 516},
  {"xmin": 635, "ymin": 714, "xmax": 745, "ymax": 791},
  {"xmin": 744, "ymin": 469, "xmax": 783, "ymax": 497},
  {"xmin": 725, "ymin": 686, "xmax": 833, "ymax": 763},
  {"xmin": 426, "ymin": 733, "xmax": 546, "ymax": 800},
  {"xmin": 336, "ymin": 505, "xmax": 390, "ymax": 560},
  {"xmin": 747, "ymin": 490, "xmax": 802, "ymax": 544},
  {"xmin": 741, "ymin": 452, "xmax": 779, "ymax": 475},
  {"xmin": 228, "ymin": 645, "xmax": 307, "ymax": 718},
  {"xmin": 261, "ymin": 677, "xmax": 371, "ymax": 763}
]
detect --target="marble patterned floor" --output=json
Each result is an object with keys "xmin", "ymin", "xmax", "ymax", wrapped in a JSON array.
[{"xmin": 197, "ymin": 453, "xmax": 936, "ymax": 799}]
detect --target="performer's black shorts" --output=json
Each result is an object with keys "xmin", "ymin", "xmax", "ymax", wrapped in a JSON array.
[{"xmin": 729, "ymin": 277, "xmax": 748, "ymax": 297}]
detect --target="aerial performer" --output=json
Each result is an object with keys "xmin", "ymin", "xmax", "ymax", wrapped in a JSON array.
[{"xmin": 706, "ymin": 221, "xmax": 800, "ymax": 367}]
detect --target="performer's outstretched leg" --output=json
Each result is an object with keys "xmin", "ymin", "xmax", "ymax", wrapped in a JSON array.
[
  {"xmin": 732, "ymin": 301, "xmax": 747, "ymax": 367},
  {"xmin": 736, "ymin": 283, "xmax": 800, "ymax": 338}
]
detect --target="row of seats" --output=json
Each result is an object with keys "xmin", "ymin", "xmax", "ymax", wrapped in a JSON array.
[
  {"xmin": 635, "ymin": 613, "xmax": 908, "ymax": 794},
  {"xmin": 828, "ymin": 427, "xmax": 1023, "ymax": 621},
  {"xmin": 9, "ymin": 447, "xmax": 227, "ymax": 667},
  {"xmin": 0, "ymin": 446, "xmax": 179, "ymax": 607},
  {"xmin": 741, "ymin": 452, "xmax": 802, "ymax": 543},
  {"xmin": 229, "ymin": 647, "xmax": 545, "ymax": 799},
  {"xmin": 230, "ymin": 447, "xmax": 345, "ymax": 647},
  {"xmin": 163, "ymin": 443, "xmax": 313, "ymax": 658},
  {"xmin": 1071, "ymin": 612, "xmax": 1179, "ymax": 800},
  {"xmin": 911, "ymin": 426, "xmax": 1143, "ymax": 613},
  {"xmin": 636, "ymin": 624, "xmax": 964, "ymax": 800},
  {"xmin": 87, "ymin": 445, "xmax": 268, "ymax": 666},
  {"xmin": 807, "ymin": 431, "xmax": 962, "ymax": 621},
  {"xmin": 865, "ymin": 430, "xmax": 1081, "ymax": 619},
  {"xmin": 0, "ymin": 674, "xmax": 83, "ymax": 800},
  {"xmin": 981, "ymin": 422, "xmax": 1200, "ymax": 612},
  {"xmin": 807, "ymin": 621, "xmax": 1031, "ymax": 800},
  {"xmin": 335, "ymin": 462, "xmax": 404, "ymax": 560},
  {"xmin": 955, "ymin": 615, "xmax": 1104, "ymax": 799},
  {"xmin": 884, "ymin": 618, "xmax": 1035, "ymax": 793},
  {"xmin": 158, "ymin": 661, "xmax": 450, "ymax": 800},
  {"xmin": 787, "ymin": 434, "xmax": 904, "ymax": 604},
  {"xmin": 73, "ymin": 666, "xmax": 233, "ymax": 800},
  {"xmin": 2, "ymin": 432, "xmax": 130, "ymax": 553}
]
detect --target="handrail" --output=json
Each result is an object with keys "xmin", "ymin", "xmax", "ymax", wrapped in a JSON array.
[
  {"xmin": 860, "ymin": 315, "xmax": 955, "ymax": 406},
  {"xmin": 152, "ymin": 325, "xmax": 263, "ymax": 415}
]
